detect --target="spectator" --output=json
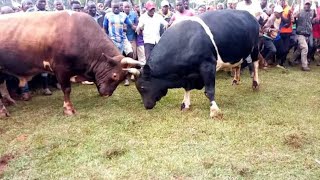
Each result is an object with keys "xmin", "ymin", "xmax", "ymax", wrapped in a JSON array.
[
  {"xmin": 54, "ymin": 0, "xmax": 64, "ymax": 11},
  {"xmin": 123, "ymin": 1, "xmax": 138, "ymax": 60},
  {"xmin": 71, "ymin": 1, "xmax": 81, "ymax": 12},
  {"xmin": 159, "ymin": 0, "xmax": 172, "ymax": 36},
  {"xmin": 159, "ymin": 0, "xmax": 172, "ymax": 22},
  {"xmin": 236, "ymin": 0, "xmax": 262, "ymax": 19},
  {"xmin": 197, "ymin": 5, "xmax": 206, "ymax": 14},
  {"xmin": 278, "ymin": 0, "xmax": 293, "ymax": 68},
  {"xmin": 169, "ymin": 0, "xmax": 194, "ymax": 26},
  {"xmin": 227, "ymin": 0, "xmax": 237, "ymax": 10},
  {"xmin": 0, "ymin": 6, "xmax": 14, "ymax": 14},
  {"xmin": 21, "ymin": 0, "xmax": 33, "ymax": 12},
  {"xmin": 217, "ymin": 3, "xmax": 224, "ymax": 10},
  {"xmin": 97, "ymin": 3, "xmax": 104, "ymax": 11},
  {"xmin": 136, "ymin": 1, "xmax": 168, "ymax": 60},
  {"xmin": 27, "ymin": 0, "xmax": 53, "ymax": 96},
  {"xmin": 260, "ymin": 0, "xmax": 268, "ymax": 13},
  {"xmin": 87, "ymin": 1, "xmax": 103, "ymax": 27},
  {"xmin": 292, "ymin": 0, "xmax": 315, "ymax": 71},
  {"xmin": 262, "ymin": 5, "xmax": 283, "ymax": 66},
  {"xmin": 27, "ymin": 0, "xmax": 47, "ymax": 12},
  {"xmin": 312, "ymin": 1, "xmax": 320, "ymax": 66}
]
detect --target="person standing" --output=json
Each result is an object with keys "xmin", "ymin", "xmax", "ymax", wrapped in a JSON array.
[
  {"xmin": 136, "ymin": 1, "xmax": 168, "ymax": 60},
  {"xmin": 27, "ymin": 0, "xmax": 53, "ymax": 96},
  {"xmin": 292, "ymin": 0, "xmax": 316, "ymax": 71},
  {"xmin": 159, "ymin": 0, "xmax": 172, "ymax": 36},
  {"xmin": 169, "ymin": 0, "xmax": 194, "ymax": 26}
]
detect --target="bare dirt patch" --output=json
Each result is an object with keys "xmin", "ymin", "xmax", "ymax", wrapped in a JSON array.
[
  {"xmin": 104, "ymin": 148, "xmax": 127, "ymax": 159},
  {"xmin": 16, "ymin": 134, "xmax": 28, "ymax": 142},
  {"xmin": 0, "ymin": 153, "xmax": 14, "ymax": 175},
  {"xmin": 284, "ymin": 132, "xmax": 307, "ymax": 149}
]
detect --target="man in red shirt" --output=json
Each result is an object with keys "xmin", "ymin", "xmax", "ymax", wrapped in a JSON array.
[{"xmin": 169, "ymin": 0, "xmax": 194, "ymax": 26}]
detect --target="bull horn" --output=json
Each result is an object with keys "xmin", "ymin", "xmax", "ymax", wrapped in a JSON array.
[
  {"xmin": 121, "ymin": 57, "xmax": 145, "ymax": 66},
  {"xmin": 123, "ymin": 68, "xmax": 141, "ymax": 76}
]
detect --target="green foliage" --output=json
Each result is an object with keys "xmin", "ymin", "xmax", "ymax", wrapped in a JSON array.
[{"xmin": 1, "ymin": 64, "xmax": 320, "ymax": 178}]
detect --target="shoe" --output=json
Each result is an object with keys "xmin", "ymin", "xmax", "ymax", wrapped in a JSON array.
[
  {"xmin": 301, "ymin": 67, "xmax": 311, "ymax": 71},
  {"xmin": 250, "ymin": 72, "xmax": 254, "ymax": 78},
  {"xmin": 124, "ymin": 79, "xmax": 130, "ymax": 86},
  {"xmin": 276, "ymin": 64, "xmax": 287, "ymax": 70},
  {"xmin": 130, "ymin": 75, "xmax": 136, "ymax": 81},
  {"xmin": 81, "ymin": 81, "xmax": 94, "ymax": 85},
  {"xmin": 43, "ymin": 88, "xmax": 52, "ymax": 95},
  {"xmin": 21, "ymin": 92, "xmax": 31, "ymax": 101}
]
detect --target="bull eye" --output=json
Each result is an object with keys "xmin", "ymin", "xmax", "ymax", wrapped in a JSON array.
[{"xmin": 112, "ymin": 73, "xmax": 117, "ymax": 80}]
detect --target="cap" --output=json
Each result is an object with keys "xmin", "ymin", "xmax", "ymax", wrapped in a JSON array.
[
  {"xmin": 227, "ymin": 0, "xmax": 238, "ymax": 3},
  {"xmin": 145, "ymin": 1, "xmax": 156, "ymax": 11},
  {"xmin": 305, "ymin": 0, "xmax": 311, "ymax": 4},
  {"xmin": 161, "ymin": 0, "xmax": 169, "ymax": 7},
  {"xmin": 274, "ymin": 5, "xmax": 283, "ymax": 13}
]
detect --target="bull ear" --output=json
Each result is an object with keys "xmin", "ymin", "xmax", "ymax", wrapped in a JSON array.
[{"xmin": 101, "ymin": 53, "xmax": 118, "ymax": 67}]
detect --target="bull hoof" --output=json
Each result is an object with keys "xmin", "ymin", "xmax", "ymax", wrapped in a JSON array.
[
  {"xmin": 0, "ymin": 107, "xmax": 10, "ymax": 118},
  {"xmin": 210, "ymin": 108, "xmax": 223, "ymax": 119},
  {"xmin": 63, "ymin": 108, "xmax": 76, "ymax": 116},
  {"xmin": 2, "ymin": 96, "xmax": 16, "ymax": 106},
  {"xmin": 232, "ymin": 80, "xmax": 240, "ymax": 86},
  {"xmin": 252, "ymin": 81, "xmax": 259, "ymax": 90}
]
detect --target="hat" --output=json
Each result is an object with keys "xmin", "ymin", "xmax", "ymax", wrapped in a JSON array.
[
  {"xmin": 227, "ymin": 0, "xmax": 238, "ymax": 3},
  {"xmin": 145, "ymin": 1, "xmax": 156, "ymax": 11},
  {"xmin": 161, "ymin": 0, "xmax": 169, "ymax": 7},
  {"xmin": 305, "ymin": 0, "xmax": 311, "ymax": 4},
  {"xmin": 274, "ymin": 5, "xmax": 283, "ymax": 13}
]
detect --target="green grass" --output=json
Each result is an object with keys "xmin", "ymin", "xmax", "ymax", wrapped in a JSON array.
[{"xmin": 1, "ymin": 64, "xmax": 320, "ymax": 179}]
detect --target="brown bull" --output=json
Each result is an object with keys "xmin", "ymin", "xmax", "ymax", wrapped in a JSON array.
[{"xmin": 0, "ymin": 11, "xmax": 142, "ymax": 117}]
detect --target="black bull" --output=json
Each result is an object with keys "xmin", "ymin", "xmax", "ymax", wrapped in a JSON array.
[{"xmin": 135, "ymin": 10, "xmax": 260, "ymax": 118}]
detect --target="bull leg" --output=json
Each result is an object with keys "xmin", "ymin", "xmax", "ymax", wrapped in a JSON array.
[
  {"xmin": 0, "ymin": 99, "xmax": 9, "ymax": 117},
  {"xmin": 232, "ymin": 65, "xmax": 241, "ymax": 85},
  {"xmin": 181, "ymin": 90, "xmax": 191, "ymax": 111},
  {"xmin": 0, "ymin": 81, "xmax": 16, "ymax": 105},
  {"xmin": 200, "ymin": 62, "xmax": 222, "ymax": 119},
  {"xmin": 252, "ymin": 60, "xmax": 260, "ymax": 89},
  {"xmin": 251, "ymin": 46, "xmax": 260, "ymax": 90},
  {"xmin": 56, "ymin": 71, "xmax": 76, "ymax": 115}
]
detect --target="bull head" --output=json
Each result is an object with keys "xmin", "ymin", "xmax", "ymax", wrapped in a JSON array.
[
  {"xmin": 94, "ymin": 54, "xmax": 142, "ymax": 97},
  {"xmin": 135, "ymin": 65, "xmax": 168, "ymax": 109}
]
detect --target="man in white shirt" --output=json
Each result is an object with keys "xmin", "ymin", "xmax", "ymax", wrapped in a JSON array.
[
  {"xmin": 236, "ymin": 0, "xmax": 263, "ymax": 19},
  {"xmin": 136, "ymin": 1, "xmax": 168, "ymax": 60}
]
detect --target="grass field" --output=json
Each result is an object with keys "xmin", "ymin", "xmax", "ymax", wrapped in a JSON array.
[{"xmin": 0, "ymin": 64, "xmax": 320, "ymax": 179}]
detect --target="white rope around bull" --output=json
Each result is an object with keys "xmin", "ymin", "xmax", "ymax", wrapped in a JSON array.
[
  {"xmin": 174, "ymin": 16, "xmax": 234, "ymax": 71},
  {"xmin": 189, "ymin": 17, "xmax": 222, "ymax": 62}
]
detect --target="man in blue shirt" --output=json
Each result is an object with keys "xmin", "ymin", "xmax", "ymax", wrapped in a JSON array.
[
  {"xmin": 103, "ymin": 1, "xmax": 135, "ymax": 55},
  {"xmin": 123, "ymin": 1, "xmax": 138, "ymax": 60}
]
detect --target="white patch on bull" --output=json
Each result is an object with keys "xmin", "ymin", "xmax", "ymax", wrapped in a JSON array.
[
  {"xmin": 185, "ymin": 17, "xmax": 243, "ymax": 71},
  {"xmin": 210, "ymin": 101, "xmax": 221, "ymax": 118},
  {"xmin": 70, "ymin": 76, "xmax": 77, "ymax": 82},
  {"xmin": 182, "ymin": 90, "xmax": 191, "ymax": 109},
  {"xmin": 43, "ymin": 60, "xmax": 53, "ymax": 72}
]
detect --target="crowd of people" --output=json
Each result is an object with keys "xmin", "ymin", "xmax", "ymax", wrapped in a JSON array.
[{"xmin": 0, "ymin": 0, "xmax": 319, "ymax": 103}]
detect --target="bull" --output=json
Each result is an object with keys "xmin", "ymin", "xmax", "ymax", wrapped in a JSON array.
[
  {"xmin": 0, "ymin": 11, "xmax": 142, "ymax": 117},
  {"xmin": 133, "ymin": 10, "xmax": 260, "ymax": 118}
]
